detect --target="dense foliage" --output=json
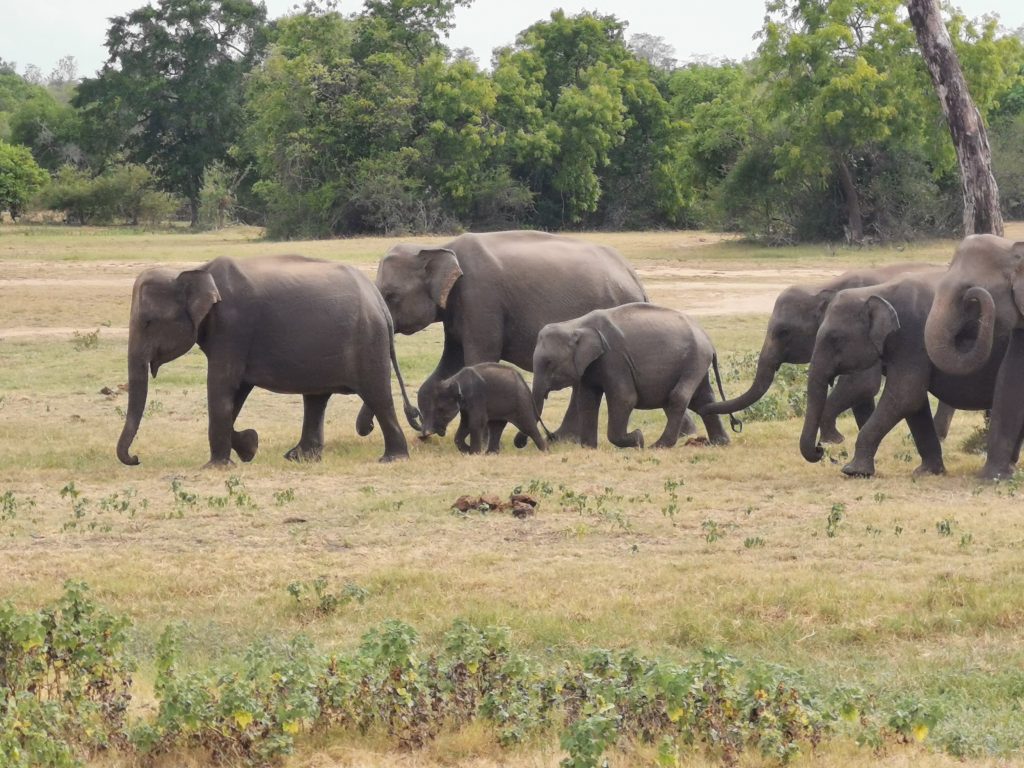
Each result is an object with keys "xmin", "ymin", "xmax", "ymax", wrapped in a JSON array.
[
  {"xmin": 2, "ymin": 0, "xmax": 1023, "ymax": 238},
  {"xmin": 2, "ymin": 583, "xmax": 941, "ymax": 767}
]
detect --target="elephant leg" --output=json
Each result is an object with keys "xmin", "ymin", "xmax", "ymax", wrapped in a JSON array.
[
  {"xmin": 1013, "ymin": 418, "xmax": 1024, "ymax": 465},
  {"xmin": 453, "ymin": 415, "xmax": 472, "ymax": 453},
  {"xmin": 980, "ymin": 330, "xmax": 1024, "ymax": 480},
  {"xmin": 514, "ymin": 415, "xmax": 548, "ymax": 452},
  {"xmin": 356, "ymin": 403, "xmax": 375, "ymax": 436},
  {"xmin": 606, "ymin": 391, "xmax": 642, "ymax": 449},
  {"xmin": 687, "ymin": 374, "xmax": 730, "ymax": 446},
  {"xmin": 576, "ymin": 386, "xmax": 603, "ymax": 449},
  {"xmin": 820, "ymin": 366, "xmax": 881, "ymax": 444},
  {"xmin": 486, "ymin": 421, "xmax": 506, "ymax": 454},
  {"xmin": 362, "ymin": 388, "xmax": 410, "ymax": 463},
  {"xmin": 204, "ymin": 374, "xmax": 241, "ymax": 468},
  {"xmin": 679, "ymin": 410, "xmax": 698, "ymax": 437},
  {"xmin": 842, "ymin": 375, "xmax": 916, "ymax": 477},
  {"xmin": 906, "ymin": 403, "xmax": 945, "ymax": 476},
  {"xmin": 653, "ymin": 376, "xmax": 702, "ymax": 449},
  {"xmin": 230, "ymin": 382, "xmax": 258, "ymax": 462},
  {"xmin": 284, "ymin": 394, "xmax": 331, "ymax": 462},
  {"xmin": 551, "ymin": 392, "xmax": 582, "ymax": 443},
  {"xmin": 933, "ymin": 401, "xmax": 955, "ymax": 442},
  {"xmin": 467, "ymin": 413, "xmax": 488, "ymax": 455}
]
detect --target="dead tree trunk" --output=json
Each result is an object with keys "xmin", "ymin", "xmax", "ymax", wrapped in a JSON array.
[{"xmin": 906, "ymin": 0, "xmax": 1003, "ymax": 236}]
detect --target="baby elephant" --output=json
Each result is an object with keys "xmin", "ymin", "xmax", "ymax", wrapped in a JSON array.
[
  {"xmin": 533, "ymin": 303, "xmax": 739, "ymax": 449},
  {"xmin": 429, "ymin": 363, "xmax": 551, "ymax": 454}
]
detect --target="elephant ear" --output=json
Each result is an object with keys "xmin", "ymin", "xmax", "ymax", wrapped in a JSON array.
[
  {"xmin": 176, "ymin": 270, "xmax": 221, "ymax": 330},
  {"xmin": 811, "ymin": 289, "xmax": 837, "ymax": 323},
  {"xmin": 1010, "ymin": 242, "xmax": 1024, "ymax": 319},
  {"xmin": 865, "ymin": 295, "xmax": 900, "ymax": 355},
  {"xmin": 571, "ymin": 327, "xmax": 608, "ymax": 378},
  {"xmin": 421, "ymin": 249, "xmax": 463, "ymax": 310}
]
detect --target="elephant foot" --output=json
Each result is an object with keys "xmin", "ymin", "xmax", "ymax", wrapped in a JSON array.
[
  {"xmin": 233, "ymin": 429, "xmax": 259, "ymax": 463},
  {"xmin": 550, "ymin": 429, "xmax": 581, "ymax": 445},
  {"xmin": 978, "ymin": 461, "xmax": 1016, "ymax": 481},
  {"xmin": 913, "ymin": 462, "xmax": 946, "ymax": 477},
  {"xmin": 841, "ymin": 459, "xmax": 875, "ymax": 478},
  {"xmin": 378, "ymin": 451, "xmax": 409, "ymax": 463},
  {"xmin": 612, "ymin": 430, "xmax": 644, "ymax": 450},
  {"xmin": 651, "ymin": 438, "xmax": 677, "ymax": 449},
  {"xmin": 818, "ymin": 425, "xmax": 845, "ymax": 444},
  {"xmin": 513, "ymin": 432, "xmax": 529, "ymax": 449},
  {"xmin": 356, "ymin": 406, "xmax": 375, "ymax": 436},
  {"xmin": 284, "ymin": 444, "xmax": 323, "ymax": 463},
  {"xmin": 202, "ymin": 457, "xmax": 236, "ymax": 470}
]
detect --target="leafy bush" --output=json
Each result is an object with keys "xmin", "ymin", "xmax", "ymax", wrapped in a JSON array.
[
  {"xmin": 39, "ymin": 164, "xmax": 178, "ymax": 225},
  {"xmin": 0, "ymin": 139, "xmax": 47, "ymax": 220}
]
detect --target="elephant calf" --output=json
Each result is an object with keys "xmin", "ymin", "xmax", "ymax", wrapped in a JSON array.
[
  {"xmin": 427, "ymin": 363, "xmax": 551, "ymax": 454},
  {"xmin": 800, "ymin": 272, "xmax": 1011, "ymax": 477},
  {"xmin": 532, "ymin": 303, "xmax": 737, "ymax": 449}
]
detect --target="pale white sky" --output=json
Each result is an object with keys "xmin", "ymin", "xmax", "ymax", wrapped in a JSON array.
[{"xmin": 2, "ymin": 0, "xmax": 1022, "ymax": 79}]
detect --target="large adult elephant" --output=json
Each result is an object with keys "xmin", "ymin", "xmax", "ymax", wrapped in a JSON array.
[
  {"xmin": 116, "ymin": 255, "xmax": 420, "ymax": 467},
  {"xmin": 800, "ymin": 272, "xmax": 1007, "ymax": 477},
  {"xmin": 924, "ymin": 234, "xmax": 1024, "ymax": 479},
  {"xmin": 362, "ymin": 231, "xmax": 649, "ymax": 439},
  {"xmin": 702, "ymin": 263, "xmax": 954, "ymax": 442}
]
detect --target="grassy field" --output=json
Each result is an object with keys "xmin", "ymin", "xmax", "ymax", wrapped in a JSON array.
[{"xmin": 2, "ymin": 223, "xmax": 1024, "ymax": 767}]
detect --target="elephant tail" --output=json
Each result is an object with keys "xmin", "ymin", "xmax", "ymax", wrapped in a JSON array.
[
  {"xmin": 387, "ymin": 310, "xmax": 423, "ymax": 432},
  {"xmin": 710, "ymin": 353, "xmax": 743, "ymax": 434}
]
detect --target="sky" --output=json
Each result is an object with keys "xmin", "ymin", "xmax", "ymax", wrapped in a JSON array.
[{"xmin": 2, "ymin": 0, "xmax": 1023, "ymax": 79}]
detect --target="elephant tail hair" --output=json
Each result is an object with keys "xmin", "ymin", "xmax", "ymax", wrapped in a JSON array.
[
  {"xmin": 387, "ymin": 311, "xmax": 423, "ymax": 433},
  {"xmin": 711, "ymin": 353, "xmax": 743, "ymax": 434}
]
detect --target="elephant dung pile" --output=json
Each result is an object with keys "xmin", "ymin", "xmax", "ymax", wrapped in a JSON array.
[{"xmin": 451, "ymin": 492, "xmax": 539, "ymax": 518}]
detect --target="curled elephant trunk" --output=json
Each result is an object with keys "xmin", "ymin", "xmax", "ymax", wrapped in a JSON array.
[
  {"xmin": 700, "ymin": 342, "xmax": 778, "ymax": 416},
  {"xmin": 116, "ymin": 355, "xmax": 149, "ymax": 466},
  {"xmin": 924, "ymin": 286, "xmax": 996, "ymax": 377},
  {"xmin": 800, "ymin": 370, "xmax": 830, "ymax": 464}
]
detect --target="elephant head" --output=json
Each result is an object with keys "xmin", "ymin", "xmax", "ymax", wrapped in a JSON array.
[
  {"xmin": 531, "ymin": 321, "xmax": 608, "ymax": 417},
  {"xmin": 427, "ymin": 376, "xmax": 464, "ymax": 437},
  {"xmin": 375, "ymin": 245, "xmax": 463, "ymax": 335},
  {"xmin": 705, "ymin": 286, "xmax": 834, "ymax": 415},
  {"xmin": 800, "ymin": 294, "xmax": 899, "ymax": 463},
  {"xmin": 925, "ymin": 235, "xmax": 1024, "ymax": 377},
  {"xmin": 116, "ymin": 267, "xmax": 221, "ymax": 465}
]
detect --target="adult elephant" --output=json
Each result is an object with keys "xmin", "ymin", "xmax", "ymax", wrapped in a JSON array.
[
  {"xmin": 701, "ymin": 263, "xmax": 956, "ymax": 442},
  {"xmin": 801, "ymin": 272, "xmax": 1007, "ymax": 477},
  {"xmin": 362, "ymin": 231, "xmax": 649, "ymax": 440},
  {"xmin": 116, "ymin": 255, "xmax": 420, "ymax": 467},
  {"xmin": 924, "ymin": 234, "xmax": 1024, "ymax": 479}
]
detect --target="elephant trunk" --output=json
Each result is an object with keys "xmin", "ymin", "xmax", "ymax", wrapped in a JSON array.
[
  {"xmin": 800, "ymin": 368, "xmax": 830, "ymax": 464},
  {"xmin": 924, "ymin": 286, "xmax": 996, "ymax": 377},
  {"xmin": 701, "ymin": 345, "xmax": 778, "ymax": 415},
  {"xmin": 532, "ymin": 374, "xmax": 550, "ymax": 420},
  {"xmin": 117, "ymin": 354, "xmax": 149, "ymax": 466}
]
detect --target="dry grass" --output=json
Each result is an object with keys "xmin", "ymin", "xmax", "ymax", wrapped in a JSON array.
[{"xmin": 2, "ymin": 223, "xmax": 1024, "ymax": 765}]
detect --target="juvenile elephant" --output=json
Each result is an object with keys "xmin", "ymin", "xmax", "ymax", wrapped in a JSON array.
[
  {"xmin": 364, "ymin": 231, "xmax": 648, "ymax": 442},
  {"xmin": 116, "ymin": 255, "xmax": 420, "ymax": 467},
  {"xmin": 702, "ymin": 263, "xmax": 956, "ymax": 442},
  {"xmin": 800, "ymin": 272, "xmax": 1008, "ymax": 477},
  {"xmin": 430, "ymin": 363, "xmax": 551, "ymax": 454},
  {"xmin": 531, "ymin": 304, "xmax": 736, "ymax": 449},
  {"xmin": 925, "ymin": 234, "xmax": 1024, "ymax": 479}
]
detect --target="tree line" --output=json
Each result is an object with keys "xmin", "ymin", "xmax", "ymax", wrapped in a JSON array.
[{"xmin": 1, "ymin": 0, "xmax": 1023, "ymax": 243}]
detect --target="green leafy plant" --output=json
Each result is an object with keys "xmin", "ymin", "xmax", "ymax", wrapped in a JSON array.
[
  {"xmin": 287, "ymin": 577, "xmax": 368, "ymax": 618},
  {"xmin": 825, "ymin": 503, "xmax": 845, "ymax": 538}
]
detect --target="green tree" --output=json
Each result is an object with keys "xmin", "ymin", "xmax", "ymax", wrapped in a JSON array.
[
  {"xmin": 74, "ymin": 0, "xmax": 268, "ymax": 225},
  {"xmin": 0, "ymin": 140, "xmax": 47, "ymax": 220},
  {"xmin": 353, "ymin": 0, "xmax": 473, "ymax": 64},
  {"xmin": 9, "ymin": 91, "xmax": 83, "ymax": 171}
]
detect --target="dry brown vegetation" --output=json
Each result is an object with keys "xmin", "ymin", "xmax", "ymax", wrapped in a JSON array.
[{"xmin": 2, "ymin": 224, "xmax": 1024, "ymax": 766}]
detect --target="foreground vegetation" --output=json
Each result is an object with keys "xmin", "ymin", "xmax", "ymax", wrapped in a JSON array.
[{"xmin": 2, "ymin": 225, "xmax": 1024, "ymax": 766}]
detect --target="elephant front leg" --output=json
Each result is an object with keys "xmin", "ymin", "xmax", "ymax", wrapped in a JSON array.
[
  {"xmin": 229, "ymin": 382, "xmax": 258, "ymax": 462},
  {"xmin": 606, "ymin": 391, "xmax": 643, "ymax": 449},
  {"xmin": 980, "ymin": 331, "xmax": 1024, "ymax": 480},
  {"xmin": 454, "ymin": 415, "xmax": 472, "ymax": 453},
  {"xmin": 550, "ymin": 392, "xmax": 582, "ymax": 443},
  {"xmin": 204, "ymin": 377, "xmax": 241, "ymax": 468},
  {"xmin": 820, "ymin": 366, "xmax": 881, "ymax": 444},
  {"xmin": 285, "ymin": 394, "xmax": 331, "ymax": 462},
  {"xmin": 842, "ymin": 378, "xmax": 912, "ymax": 477},
  {"xmin": 576, "ymin": 386, "xmax": 602, "ymax": 449},
  {"xmin": 486, "ymin": 421, "xmax": 506, "ymax": 454},
  {"xmin": 933, "ymin": 401, "xmax": 955, "ymax": 442}
]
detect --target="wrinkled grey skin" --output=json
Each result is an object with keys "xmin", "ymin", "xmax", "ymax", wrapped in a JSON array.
[
  {"xmin": 359, "ymin": 231, "xmax": 648, "ymax": 443},
  {"xmin": 430, "ymin": 363, "xmax": 551, "ymax": 454},
  {"xmin": 532, "ymin": 303, "xmax": 730, "ymax": 449},
  {"xmin": 801, "ymin": 272, "xmax": 1009, "ymax": 478},
  {"xmin": 702, "ymin": 263, "xmax": 955, "ymax": 443},
  {"xmin": 924, "ymin": 234, "xmax": 1024, "ymax": 479},
  {"xmin": 116, "ymin": 255, "xmax": 420, "ymax": 467}
]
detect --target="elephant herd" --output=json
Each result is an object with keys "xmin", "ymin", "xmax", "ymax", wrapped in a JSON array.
[{"xmin": 115, "ymin": 230, "xmax": 1024, "ymax": 481}]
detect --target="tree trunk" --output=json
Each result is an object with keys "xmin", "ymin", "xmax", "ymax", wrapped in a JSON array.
[
  {"xmin": 836, "ymin": 156, "xmax": 864, "ymax": 244},
  {"xmin": 906, "ymin": 0, "xmax": 1003, "ymax": 236}
]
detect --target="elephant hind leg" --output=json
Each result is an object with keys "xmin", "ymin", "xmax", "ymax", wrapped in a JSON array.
[
  {"xmin": 686, "ymin": 374, "xmax": 729, "ymax": 446},
  {"xmin": 285, "ymin": 393, "xmax": 330, "ymax": 462},
  {"xmin": 486, "ymin": 421, "xmax": 506, "ymax": 454},
  {"xmin": 359, "ymin": 389, "xmax": 409, "ymax": 462}
]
